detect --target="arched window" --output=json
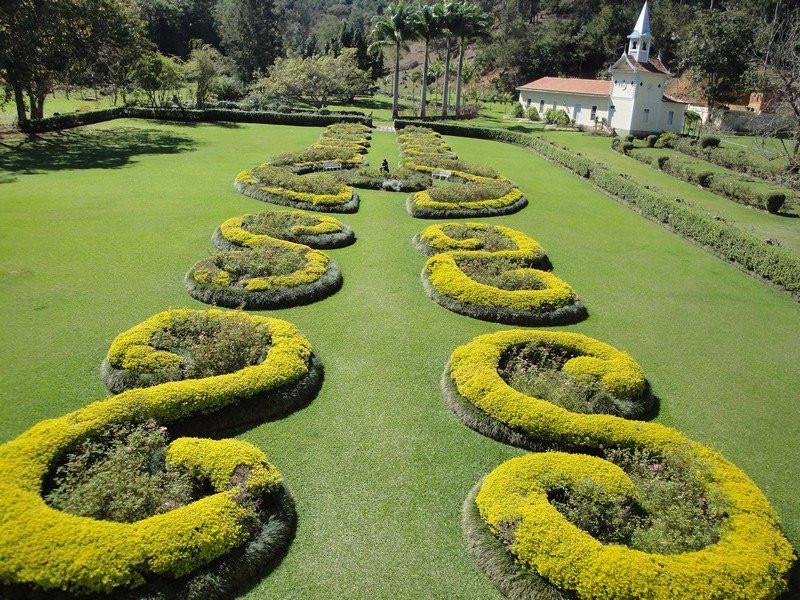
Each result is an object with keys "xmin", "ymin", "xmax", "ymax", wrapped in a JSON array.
[{"xmin": 632, "ymin": 40, "xmax": 638, "ymax": 50}]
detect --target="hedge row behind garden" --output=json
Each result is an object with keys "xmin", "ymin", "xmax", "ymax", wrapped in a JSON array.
[{"xmin": 395, "ymin": 120, "xmax": 800, "ymax": 299}]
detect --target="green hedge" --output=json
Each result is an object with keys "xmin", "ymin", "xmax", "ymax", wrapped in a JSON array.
[
  {"xmin": 394, "ymin": 120, "xmax": 800, "ymax": 298},
  {"xmin": 20, "ymin": 107, "xmax": 371, "ymax": 133}
]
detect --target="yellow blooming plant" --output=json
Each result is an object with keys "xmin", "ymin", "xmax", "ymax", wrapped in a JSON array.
[
  {"xmin": 0, "ymin": 310, "xmax": 316, "ymax": 595},
  {"xmin": 447, "ymin": 329, "xmax": 795, "ymax": 599}
]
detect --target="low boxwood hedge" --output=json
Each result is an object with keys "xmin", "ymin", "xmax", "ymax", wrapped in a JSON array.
[
  {"xmin": 445, "ymin": 329, "xmax": 795, "ymax": 599},
  {"xmin": 413, "ymin": 223, "xmax": 586, "ymax": 325},
  {"xmin": 20, "ymin": 107, "xmax": 372, "ymax": 134},
  {"xmin": 395, "ymin": 120, "xmax": 800, "ymax": 299},
  {"xmin": 0, "ymin": 309, "xmax": 322, "ymax": 597}
]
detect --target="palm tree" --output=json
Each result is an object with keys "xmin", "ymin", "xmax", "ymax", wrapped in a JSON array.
[
  {"xmin": 412, "ymin": 3, "xmax": 441, "ymax": 119},
  {"xmin": 453, "ymin": 2, "xmax": 488, "ymax": 116},
  {"xmin": 410, "ymin": 69, "xmax": 423, "ymax": 101},
  {"xmin": 369, "ymin": 1, "xmax": 417, "ymax": 119},
  {"xmin": 429, "ymin": 59, "xmax": 444, "ymax": 103},
  {"xmin": 433, "ymin": 1, "xmax": 456, "ymax": 117}
]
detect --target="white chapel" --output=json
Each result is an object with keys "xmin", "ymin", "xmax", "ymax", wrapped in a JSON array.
[{"xmin": 516, "ymin": 1, "xmax": 686, "ymax": 135}]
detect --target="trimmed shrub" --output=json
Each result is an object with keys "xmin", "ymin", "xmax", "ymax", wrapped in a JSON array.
[
  {"xmin": 657, "ymin": 131, "xmax": 678, "ymax": 148},
  {"xmin": 621, "ymin": 141, "xmax": 635, "ymax": 154},
  {"xmin": 512, "ymin": 103, "xmax": 524, "ymax": 118},
  {"xmin": 646, "ymin": 134, "xmax": 658, "ymax": 147},
  {"xmin": 526, "ymin": 106, "xmax": 539, "ymax": 121},
  {"xmin": 213, "ymin": 210, "xmax": 354, "ymax": 250},
  {"xmin": 544, "ymin": 108, "xmax": 570, "ymax": 126},
  {"xmin": 625, "ymin": 134, "xmax": 635, "ymax": 142},
  {"xmin": 0, "ymin": 309, "xmax": 322, "ymax": 596},
  {"xmin": 333, "ymin": 165, "xmax": 431, "ymax": 192},
  {"xmin": 413, "ymin": 223, "xmax": 586, "ymax": 325},
  {"xmin": 700, "ymin": 134, "xmax": 721, "ymax": 148},
  {"xmin": 445, "ymin": 329, "xmax": 795, "ymax": 599},
  {"xmin": 696, "ymin": 170, "xmax": 715, "ymax": 187}
]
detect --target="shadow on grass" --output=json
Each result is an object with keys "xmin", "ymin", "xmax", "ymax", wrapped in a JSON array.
[
  {"xmin": 137, "ymin": 118, "xmax": 243, "ymax": 130},
  {"xmin": 0, "ymin": 126, "xmax": 197, "ymax": 180}
]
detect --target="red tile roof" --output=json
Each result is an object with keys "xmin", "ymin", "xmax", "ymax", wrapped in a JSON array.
[
  {"xmin": 637, "ymin": 57, "xmax": 672, "ymax": 75},
  {"xmin": 517, "ymin": 77, "xmax": 611, "ymax": 96}
]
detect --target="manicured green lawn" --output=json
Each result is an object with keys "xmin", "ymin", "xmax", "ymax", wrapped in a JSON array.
[
  {"xmin": 544, "ymin": 131, "xmax": 800, "ymax": 256},
  {"xmin": 1, "ymin": 120, "xmax": 798, "ymax": 598}
]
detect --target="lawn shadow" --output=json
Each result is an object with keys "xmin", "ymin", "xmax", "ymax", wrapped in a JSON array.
[
  {"xmin": 138, "ymin": 118, "xmax": 243, "ymax": 130},
  {"xmin": 0, "ymin": 126, "xmax": 197, "ymax": 180}
]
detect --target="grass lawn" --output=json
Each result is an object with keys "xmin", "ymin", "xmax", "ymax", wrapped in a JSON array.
[
  {"xmin": 1, "ymin": 119, "xmax": 799, "ymax": 598},
  {"xmin": 544, "ymin": 131, "xmax": 800, "ymax": 256}
]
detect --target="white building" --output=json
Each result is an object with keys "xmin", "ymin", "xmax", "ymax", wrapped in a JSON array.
[{"xmin": 516, "ymin": 1, "xmax": 686, "ymax": 136}]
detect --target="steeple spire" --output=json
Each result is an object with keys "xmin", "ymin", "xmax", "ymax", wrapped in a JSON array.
[{"xmin": 627, "ymin": 2, "xmax": 653, "ymax": 63}]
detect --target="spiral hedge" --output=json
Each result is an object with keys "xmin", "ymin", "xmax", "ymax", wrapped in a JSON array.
[
  {"xmin": 414, "ymin": 222, "xmax": 586, "ymax": 325},
  {"xmin": 234, "ymin": 122, "xmax": 370, "ymax": 213},
  {"xmin": 211, "ymin": 209, "xmax": 355, "ymax": 250},
  {"xmin": 444, "ymin": 329, "xmax": 795, "ymax": 599},
  {"xmin": 399, "ymin": 126, "xmax": 528, "ymax": 218},
  {"xmin": 0, "ymin": 309, "xmax": 323, "ymax": 598},
  {"xmin": 186, "ymin": 211, "xmax": 345, "ymax": 310}
]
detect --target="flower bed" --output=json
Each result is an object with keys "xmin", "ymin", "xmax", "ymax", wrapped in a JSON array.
[
  {"xmin": 212, "ymin": 210, "xmax": 355, "ymax": 250},
  {"xmin": 0, "ymin": 309, "xmax": 323, "ymax": 598},
  {"xmin": 186, "ymin": 238, "xmax": 341, "ymax": 310},
  {"xmin": 333, "ymin": 165, "xmax": 432, "ymax": 192},
  {"xmin": 414, "ymin": 223, "xmax": 585, "ymax": 325},
  {"xmin": 234, "ymin": 122, "xmax": 369, "ymax": 213},
  {"xmin": 444, "ymin": 329, "xmax": 795, "ymax": 599}
]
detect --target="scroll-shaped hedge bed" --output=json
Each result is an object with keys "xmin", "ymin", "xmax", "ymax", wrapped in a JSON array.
[
  {"xmin": 234, "ymin": 122, "xmax": 370, "ymax": 213},
  {"xmin": 444, "ymin": 329, "xmax": 795, "ymax": 600},
  {"xmin": 414, "ymin": 223, "xmax": 586, "ymax": 325},
  {"xmin": 0, "ymin": 309, "xmax": 323, "ymax": 598},
  {"xmin": 186, "ymin": 216, "xmax": 343, "ymax": 310},
  {"xmin": 399, "ymin": 126, "xmax": 527, "ymax": 218},
  {"xmin": 211, "ymin": 209, "xmax": 355, "ymax": 250}
]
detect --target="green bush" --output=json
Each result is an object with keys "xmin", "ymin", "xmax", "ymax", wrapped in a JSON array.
[
  {"xmin": 696, "ymin": 171, "xmax": 714, "ymax": 187},
  {"xmin": 657, "ymin": 155, "xmax": 670, "ymax": 170},
  {"xmin": 526, "ymin": 106, "xmax": 540, "ymax": 121},
  {"xmin": 46, "ymin": 420, "xmax": 195, "ymax": 523},
  {"xmin": 512, "ymin": 103, "xmax": 524, "ymax": 118},
  {"xmin": 766, "ymin": 193, "xmax": 787, "ymax": 213},
  {"xmin": 700, "ymin": 135, "xmax": 721, "ymax": 148},
  {"xmin": 544, "ymin": 108, "xmax": 570, "ymax": 126},
  {"xmin": 427, "ymin": 181, "xmax": 514, "ymax": 204},
  {"xmin": 625, "ymin": 134, "xmax": 635, "ymax": 142},
  {"xmin": 621, "ymin": 142, "xmax": 635, "ymax": 154},
  {"xmin": 646, "ymin": 135, "xmax": 658, "ymax": 147},
  {"xmin": 657, "ymin": 132, "xmax": 678, "ymax": 148}
]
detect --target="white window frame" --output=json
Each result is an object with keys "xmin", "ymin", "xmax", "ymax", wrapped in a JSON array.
[
  {"xmin": 667, "ymin": 110, "xmax": 674, "ymax": 125},
  {"xmin": 643, "ymin": 108, "xmax": 650, "ymax": 124},
  {"xmin": 539, "ymin": 99, "xmax": 545, "ymax": 112},
  {"xmin": 590, "ymin": 105, "xmax": 597, "ymax": 120}
]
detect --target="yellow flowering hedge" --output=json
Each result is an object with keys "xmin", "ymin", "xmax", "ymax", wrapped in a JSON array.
[
  {"xmin": 216, "ymin": 211, "xmax": 353, "ymax": 250},
  {"xmin": 448, "ymin": 329, "xmax": 795, "ymax": 599},
  {"xmin": 416, "ymin": 224, "xmax": 585, "ymax": 324},
  {"xmin": 408, "ymin": 186, "xmax": 524, "ymax": 216},
  {"xmin": 0, "ymin": 310, "xmax": 315, "ymax": 594}
]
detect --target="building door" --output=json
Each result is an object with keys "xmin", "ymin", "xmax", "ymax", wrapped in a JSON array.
[
  {"xmin": 573, "ymin": 104, "xmax": 582, "ymax": 121},
  {"xmin": 608, "ymin": 106, "xmax": 615, "ymax": 126}
]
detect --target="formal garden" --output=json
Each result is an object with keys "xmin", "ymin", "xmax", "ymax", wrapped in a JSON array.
[{"xmin": 1, "ymin": 113, "xmax": 799, "ymax": 599}]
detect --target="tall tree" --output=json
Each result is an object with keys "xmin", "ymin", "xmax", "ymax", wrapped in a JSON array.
[
  {"xmin": 0, "ymin": 0, "xmax": 141, "ymax": 125},
  {"xmin": 185, "ymin": 41, "xmax": 222, "ymax": 108},
  {"xmin": 434, "ymin": 1, "xmax": 456, "ymax": 117},
  {"xmin": 215, "ymin": 0, "xmax": 285, "ymax": 81},
  {"xmin": 680, "ymin": 9, "xmax": 754, "ymax": 121},
  {"xmin": 452, "ymin": 1, "xmax": 488, "ymax": 116},
  {"xmin": 369, "ymin": 1, "xmax": 417, "ymax": 119},
  {"xmin": 413, "ymin": 3, "xmax": 441, "ymax": 118}
]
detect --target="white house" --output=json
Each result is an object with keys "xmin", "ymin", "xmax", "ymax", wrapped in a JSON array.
[{"xmin": 516, "ymin": 1, "xmax": 686, "ymax": 136}]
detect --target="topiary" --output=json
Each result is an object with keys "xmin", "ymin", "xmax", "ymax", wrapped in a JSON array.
[
  {"xmin": 700, "ymin": 135, "xmax": 721, "ymax": 148},
  {"xmin": 526, "ymin": 106, "xmax": 539, "ymax": 121},
  {"xmin": 646, "ymin": 134, "xmax": 658, "ymax": 147},
  {"xmin": 625, "ymin": 134, "xmax": 635, "ymax": 142},
  {"xmin": 765, "ymin": 193, "xmax": 786, "ymax": 214},
  {"xmin": 657, "ymin": 131, "xmax": 678, "ymax": 148},
  {"xmin": 621, "ymin": 142, "xmax": 635, "ymax": 155},
  {"xmin": 696, "ymin": 171, "xmax": 715, "ymax": 187}
]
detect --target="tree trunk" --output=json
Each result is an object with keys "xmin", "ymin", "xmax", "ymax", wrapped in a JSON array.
[
  {"xmin": 12, "ymin": 84, "xmax": 27, "ymax": 127},
  {"xmin": 441, "ymin": 37, "xmax": 451, "ymax": 117},
  {"xmin": 420, "ymin": 39, "xmax": 430, "ymax": 118},
  {"xmin": 35, "ymin": 89, "xmax": 46, "ymax": 120},
  {"xmin": 455, "ymin": 38, "xmax": 465, "ymax": 116},
  {"xmin": 392, "ymin": 43, "xmax": 401, "ymax": 119}
]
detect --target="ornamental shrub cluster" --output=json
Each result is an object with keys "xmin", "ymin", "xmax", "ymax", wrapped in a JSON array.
[
  {"xmin": 187, "ymin": 210, "xmax": 346, "ymax": 310},
  {"xmin": 445, "ymin": 329, "xmax": 795, "ymax": 599},
  {"xmin": 0, "ymin": 309, "xmax": 320, "ymax": 596},
  {"xmin": 414, "ymin": 222, "xmax": 586, "ymax": 326},
  {"xmin": 544, "ymin": 108, "xmax": 571, "ymax": 126},
  {"xmin": 619, "ymin": 142, "xmax": 790, "ymax": 213},
  {"xmin": 394, "ymin": 120, "xmax": 800, "ymax": 298},
  {"xmin": 235, "ymin": 123, "xmax": 369, "ymax": 213},
  {"xmin": 398, "ymin": 126, "xmax": 527, "ymax": 218}
]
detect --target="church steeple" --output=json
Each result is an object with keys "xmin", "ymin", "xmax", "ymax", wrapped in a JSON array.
[{"xmin": 627, "ymin": 2, "xmax": 652, "ymax": 63}]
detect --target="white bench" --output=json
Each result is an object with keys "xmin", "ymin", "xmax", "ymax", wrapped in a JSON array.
[
  {"xmin": 432, "ymin": 169, "xmax": 452, "ymax": 180},
  {"xmin": 323, "ymin": 161, "xmax": 343, "ymax": 172}
]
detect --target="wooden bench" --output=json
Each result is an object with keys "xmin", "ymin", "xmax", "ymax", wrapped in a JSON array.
[
  {"xmin": 323, "ymin": 161, "xmax": 343, "ymax": 172},
  {"xmin": 431, "ymin": 169, "xmax": 452, "ymax": 180}
]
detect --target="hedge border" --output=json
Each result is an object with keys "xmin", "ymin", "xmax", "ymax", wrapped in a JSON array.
[
  {"xmin": 234, "ymin": 179, "xmax": 360, "ymax": 214},
  {"xmin": 405, "ymin": 193, "xmax": 529, "ymax": 219},
  {"xmin": 19, "ymin": 107, "xmax": 372, "ymax": 134},
  {"xmin": 394, "ymin": 119, "xmax": 800, "ymax": 300},
  {"xmin": 419, "ymin": 269, "xmax": 587, "ymax": 326},
  {"xmin": 211, "ymin": 221, "xmax": 355, "ymax": 251},
  {"xmin": 185, "ymin": 259, "xmax": 342, "ymax": 310}
]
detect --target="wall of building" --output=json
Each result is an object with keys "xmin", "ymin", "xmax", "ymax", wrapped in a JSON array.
[
  {"xmin": 518, "ymin": 90, "xmax": 610, "ymax": 128},
  {"xmin": 610, "ymin": 70, "xmax": 679, "ymax": 135}
]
